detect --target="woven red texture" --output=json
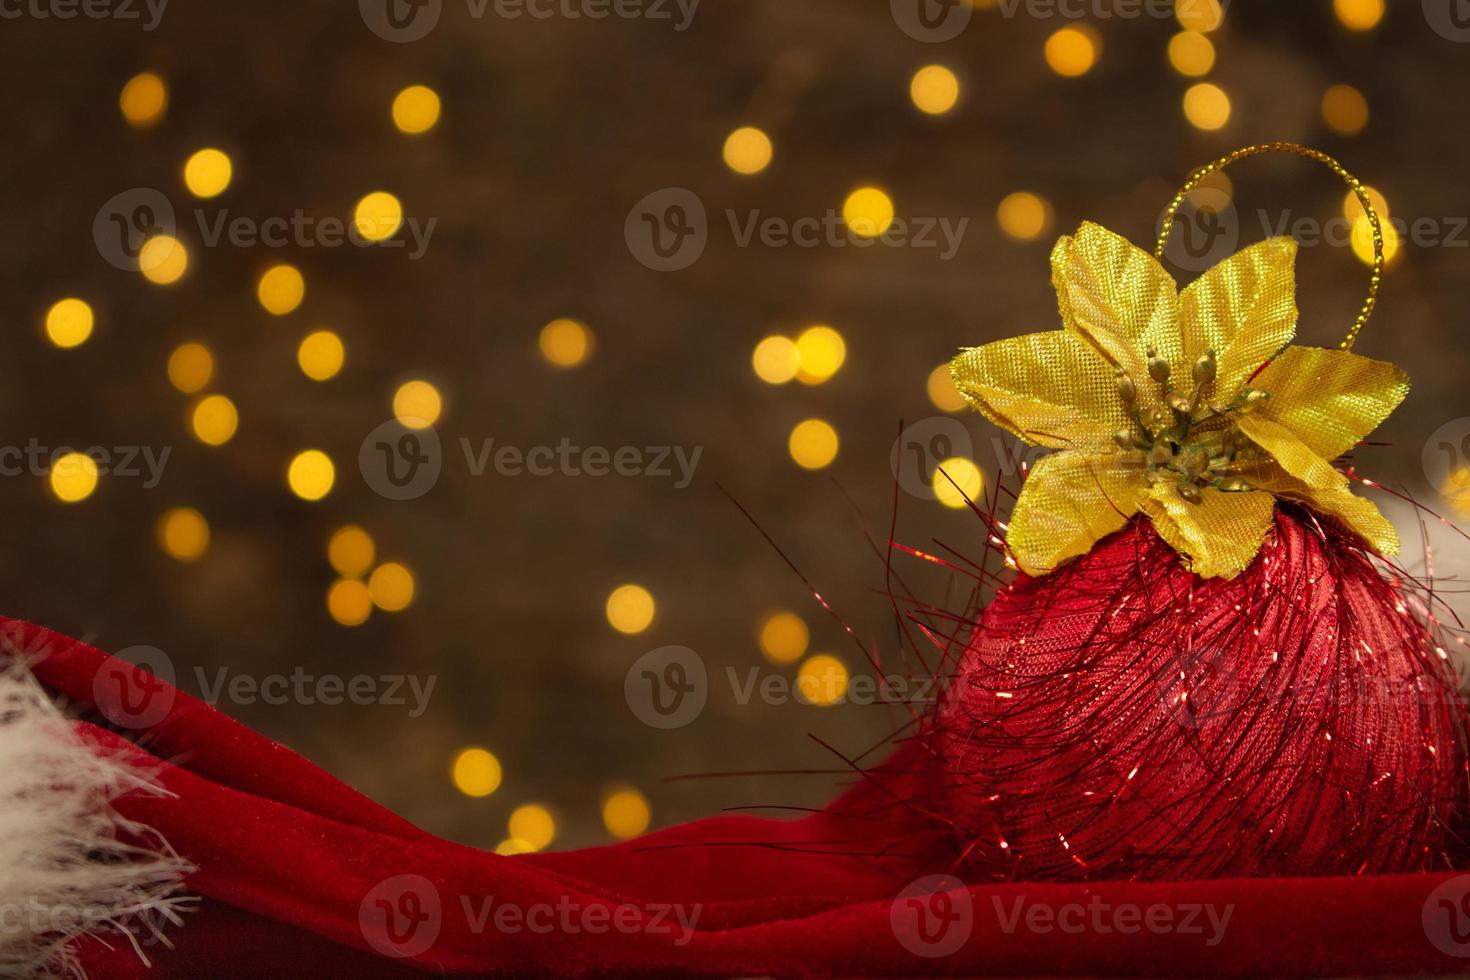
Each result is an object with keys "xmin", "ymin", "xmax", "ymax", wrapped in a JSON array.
[{"xmin": 935, "ymin": 508, "xmax": 1470, "ymax": 881}]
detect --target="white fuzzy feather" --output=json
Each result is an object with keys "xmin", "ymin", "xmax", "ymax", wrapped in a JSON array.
[{"xmin": 0, "ymin": 662, "xmax": 191, "ymax": 978}]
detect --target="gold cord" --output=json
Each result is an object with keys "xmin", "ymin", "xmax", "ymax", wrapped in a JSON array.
[{"xmin": 1154, "ymin": 141, "xmax": 1383, "ymax": 351}]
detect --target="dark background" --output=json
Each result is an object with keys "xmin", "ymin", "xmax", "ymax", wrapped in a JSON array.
[{"xmin": 0, "ymin": 0, "xmax": 1467, "ymax": 850}]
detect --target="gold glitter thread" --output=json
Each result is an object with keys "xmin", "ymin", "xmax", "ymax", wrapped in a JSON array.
[{"xmin": 1154, "ymin": 141, "xmax": 1384, "ymax": 352}]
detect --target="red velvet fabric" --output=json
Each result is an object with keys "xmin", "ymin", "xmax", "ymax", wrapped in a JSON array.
[{"xmin": 7, "ymin": 612, "xmax": 1470, "ymax": 977}]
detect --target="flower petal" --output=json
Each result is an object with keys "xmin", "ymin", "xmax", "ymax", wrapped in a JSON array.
[
  {"xmin": 950, "ymin": 331, "xmax": 1126, "ymax": 450},
  {"xmin": 1250, "ymin": 346, "xmax": 1410, "ymax": 461},
  {"xmin": 1178, "ymin": 237, "xmax": 1299, "ymax": 402},
  {"xmin": 1006, "ymin": 450, "xmax": 1146, "ymax": 576},
  {"xmin": 1236, "ymin": 461, "xmax": 1399, "ymax": 556},
  {"xmin": 1051, "ymin": 222, "xmax": 1180, "ymax": 411},
  {"xmin": 1235, "ymin": 414, "xmax": 1348, "ymax": 493},
  {"xmin": 1140, "ymin": 483, "xmax": 1277, "ymax": 579}
]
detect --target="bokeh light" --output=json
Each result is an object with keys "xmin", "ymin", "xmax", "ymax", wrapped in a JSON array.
[
  {"xmin": 119, "ymin": 72, "xmax": 167, "ymax": 127},
  {"xmin": 788, "ymin": 419, "xmax": 839, "ymax": 470},
  {"xmin": 1334, "ymin": 0, "xmax": 1384, "ymax": 31},
  {"xmin": 156, "ymin": 507, "xmax": 210, "ymax": 563},
  {"xmin": 996, "ymin": 191, "xmax": 1053, "ymax": 241},
  {"xmin": 722, "ymin": 126, "xmax": 773, "ymax": 175},
  {"xmin": 1183, "ymin": 83, "xmax": 1231, "ymax": 131},
  {"xmin": 328, "ymin": 525, "xmax": 376, "ymax": 578},
  {"xmin": 1342, "ymin": 185, "xmax": 1390, "ymax": 223},
  {"xmin": 1044, "ymin": 27, "xmax": 1098, "ymax": 77},
  {"xmin": 933, "ymin": 457, "xmax": 984, "ymax": 509},
  {"xmin": 353, "ymin": 191, "xmax": 404, "ymax": 242},
  {"xmin": 50, "ymin": 452, "xmax": 99, "ymax": 504},
  {"xmin": 1322, "ymin": 84, "xmax": 1370, "ymax": 136},
  {"xmin": 842, "ymin": 187, "xmax": 894, "ymax": 238},
  {"xmin": 1351, "ymin": 214, "xmax": 1401, "ymax": 266},
  {"xmin": 327, "ymin": 579, "xmax": 373, "ymax": 627},
  {"xmin": 190, "ymin": 394, "xmax": 239, "ymax": 446},
  {"xmin": 758, "ymin": 610, "xmax": 809, "ymax": 664},
  {"xmin": 393, "ymin": 379, "xmax": 443, "ymax": 429},
  {"xmin": 751, "ymin": 335, "xmax": 800, "ymax": 384},
  {"xmin": 452, "ymin": 748, "xmax": 503, "ymax": 798},
  {"xmin": 257, "ymin": 264, "xmax": 305, "ymax": 315},
  {"xmin": 287, "ymin": 449, "xmax": 335, "ymax": 501},
  {"xmin": 495, "ymin": 838, "xmax": 534, "ymax": 856},
  {"xmin": 1176, "ymin": 0, "xmax": 1225, "ymax": 32},
  {"xmin": 909, "ymin": 65, "xmax": 960, "ymax": 115},
  {"xmin": 297, "ymin": 330, "xmax": 345, "ymax": 381},
  {"xmin": 602, "ymin": 788, "xmax": 651, "ymax": 839},
  {"xmin": 392, "ymin": 84, "xmax": 442, "ymax": 134},
  {"xmin": 1167, "ymin": 31, "xmax": 1216, "ymax": 77},
  {"xmin": 539, "ymin": 318, "xmax": 594, "ymax": 368},
  {"xmin": 368, "ymin": 561, "xmax": 416, "ymax": 612},
  {"xmin": 606, "ymin": 584, "xmax": 655, "ymax": 634},
  {"xmin": 168, "ymin": 343, "xmax": 214, "ymax": 393},
  {"xmin": 508, "ymin": 804, "xmax": 557, "ymax": 851},
  {"xmin": 183, "ymin": 148, "xmax": 233, "ymax": 198},
  {"xmin": 927, "ymin": 364, "xmax": 968, "ymax": 412},
  {"xmin": 794, "ymin": 324, "xmax": 846, "ymax": 385},
  {"xmin": 44, "ymin": 298, "xmax": 94, "ymax": 349},
  {"xmin": 139, "ymin": 235, "xmax": 188, "ymax": 285},
  {"xmin": 796, "ymin": 654, "xmax": 849, "ymax": 707}
]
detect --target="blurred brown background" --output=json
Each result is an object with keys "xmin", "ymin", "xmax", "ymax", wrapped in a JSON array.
[{"xmin": 0, "ymin": 0, "xmax": 1467, "ymax": 851}]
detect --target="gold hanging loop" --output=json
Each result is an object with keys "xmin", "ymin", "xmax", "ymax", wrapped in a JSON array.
[{"xmin": 1154, "ymin": 141, "xmax": 1384, "ymax": 351}]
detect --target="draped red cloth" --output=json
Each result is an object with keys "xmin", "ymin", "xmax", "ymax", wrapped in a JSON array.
[{"xmin": 5, "ymin": 523, "xmax": 1470, "ymax": 978}]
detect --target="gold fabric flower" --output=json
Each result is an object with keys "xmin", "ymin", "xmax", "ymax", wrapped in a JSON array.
[{"xmin": 951, "ymin": 222, "xmax": 1408, "ymax": 580}]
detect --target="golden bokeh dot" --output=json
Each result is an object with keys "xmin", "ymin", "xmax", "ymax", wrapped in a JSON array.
[
  {"xmin": 602, "ymin": 788, "xmax": 651, "ymax": 840},
  {"xmin": 1351, "ymin": 215, "xmax": 1401, "ymax": 266},
  {"xmin": 842, "ymin": 187, "xmax": 895, "ymax": 238},
  {"xmin": 256, "ymin": 264, "xmax": 305, "ymax": 316},
  {"xmin": 328, "ymin": 525, "xmax": 376, "ymax": 578},
  {"xmin": 1175, "ymin": 0, "xmax": 1225, "ymax": 32},
  {"xmin": 496, "ymin": 838, "xmax": 535, "ymax": 856},
  {"xmin": 392, "ymin": 84, "xmax": 442, "ymax": 135},
  {"xmin": 909, "ymin": 65, "xmax": 961, "ymax": 115},
  {"xmin": 752, "ymin": 335, "xmax": 800, "ymax": 385},
  {"xmin": 1342, "ymin": 185, "xmax": 1390, "ymax": 223},
  {"xmin": 722, "ymin": 126, "xmax": 773, "ymax": 176},
  {"xmin": 539, "ymin": 318, "xmax": 594, "ymax": 368},
  {"xmin": 50, "ymin": 452, "xmax": 99, "ymax": 504},
  {"xmin": 508, "ymin": 804, "xmax": 557, "ymax": 851},
  {"xmin": 44, "ymin": 298, "xmax": 94, "ymax": 349},
  {"xmin": 368, "ymin": 561, "xmax": 416, "ymax": 612},
  {"xmin": 1183, "ymin": 82, "xmax": 1232, "ymax": 131},
  {"xmin": 1334, "ymin": 0, "xmax": 1384, "ymax": 31},
  {"xmin": 156, "ymin": 507, "xmax": 210, "ymax": 563},
  {"xmin": 190, "ymin": 394, "xmax": 239, "ymax": 446},
  {"xmin": 796, "ymin": 654, "xmax": 849, "ymax": 707},
  {"xmin": 139, "ymin": 235, "xmax": 188, "ymax": 285},
  {"xmin": 933, "ymin": 457, "xmax": 985, "ymax": 509},
  {"xmin": 996, "ymin": 191, "xmax": 1054, "ymax": 241},
  {"xmin": 297, "ymin": 330, "xmax": 345, "ymax": 381},
  {"xmin": 393, "ymin": 379, "xmax": 443, "ymax": 429},
  {"xmin": 452, "ymin": 748, "xmax": 503, "ymax": 798},
  {"xmin": 1044, "ymin": 26, "xmax": 1098, "ymax": 77},
  {"xmin": 287, "ymin": 449, "xmax": 335, "ymax": 501},
  {"xmin": 168, "ymin": 342, "xmax": 214, "ymax": 393},
  {"xmin": 183, "ymin": 148, "xmax": 233, "ymax": 199},
  {"xmin": 1167, "ymin": 31, "xmax": 1216, "ymax": 77},
  {"xmin": 1321, "ymin": 84, "xmax": 1370, "ymax": 137},
  {"xmin": 927, "ymin": 363, "xmax": 968, "ymax": 413},
  {"xmin": 327, "ymin": 579, "xmax": 373, "ymax": 627},
  {"xmin": 795, "ymin": 324, "xmax": 846, "ymax": 385},
  {"xmin": 353, "ymin": 191, "xmax": 404, "ymax": 242},
  {"xmin": 606, "ymin": 584, "xmax": 655, "ymax": 635},
  {"xmin": 788, "ymin": 419, "xmax": 839, "ymax": 470},
  {"xmin": 1442, "ymin": 466, "xmax": 1470, "ymax": 519},
  {"xmin": 119, "ymin": 72, "xmax": 167, "ymax": 127},
  {"xmin": 758, "ymin": 611, "xmax": 809, "ymax": 665}
]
